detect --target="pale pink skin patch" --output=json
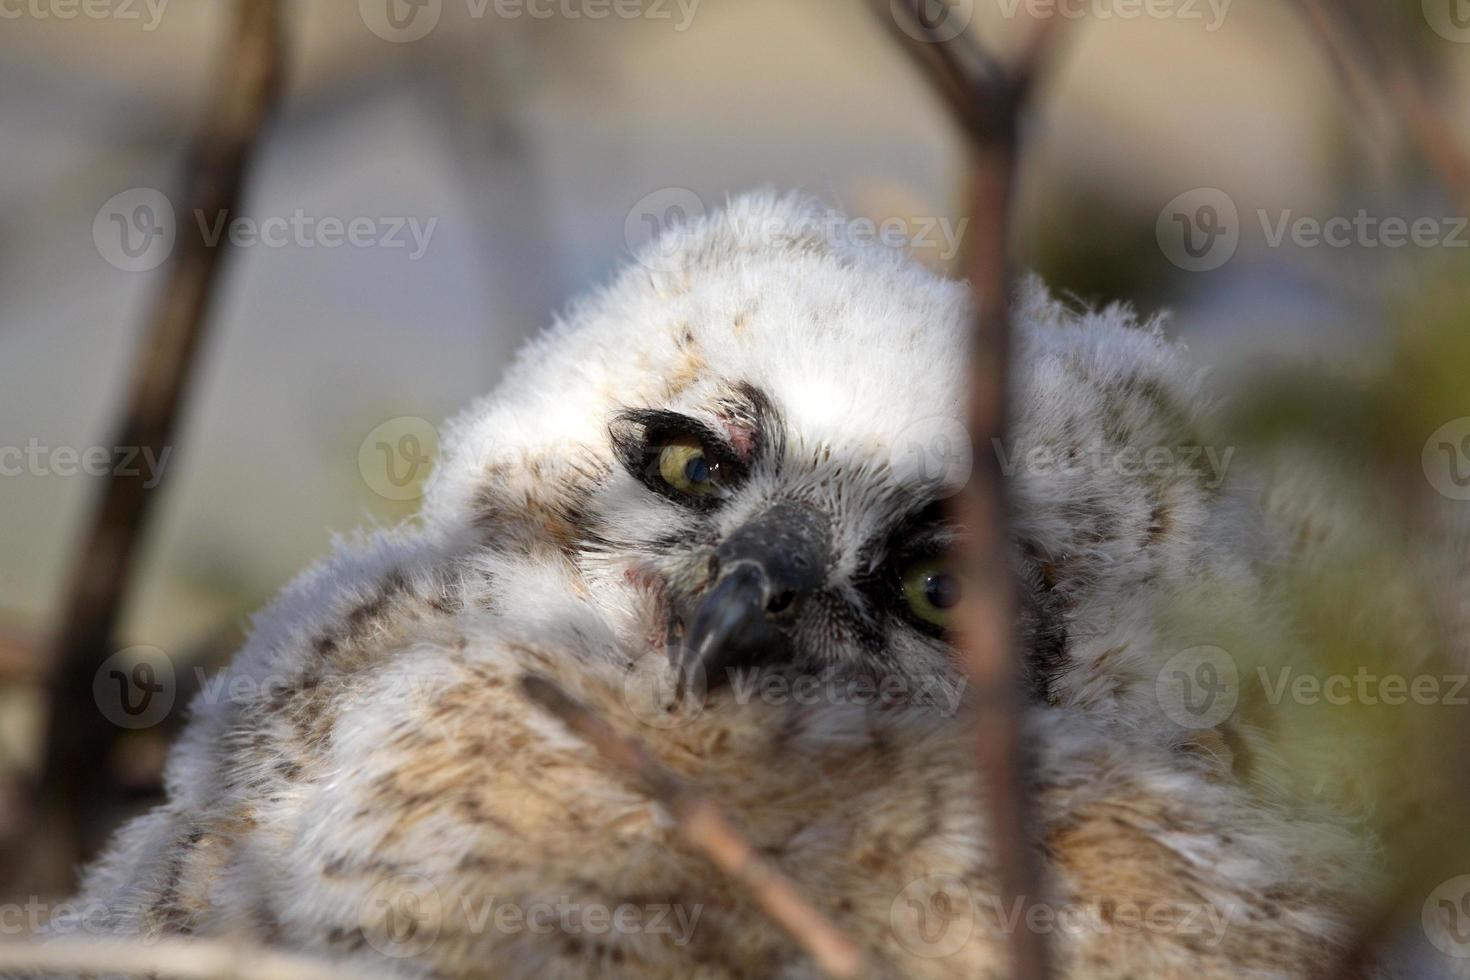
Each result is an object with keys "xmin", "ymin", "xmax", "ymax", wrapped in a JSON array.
[{"xmin": 721, "ymin": 418, "xmax": 758, "ymax": 462}]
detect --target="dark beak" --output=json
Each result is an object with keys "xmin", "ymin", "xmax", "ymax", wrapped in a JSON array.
[{"xmin": 679, "ymin": 502, "xmax": 830, "ymax": 691}]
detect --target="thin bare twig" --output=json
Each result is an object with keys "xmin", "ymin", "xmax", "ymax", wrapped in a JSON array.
[
  {"xmin": 1293, "ymin": 0, "xmax": 1470, "ymax": 216},
  {"xmin": 1290, "ymin": 0, "xmax": 1397, "ymax": 176},
  {"xmin": 1391, "ymin": 68, "xmax": 1470, "ymax": 218},
  {"xmin": 25, "ymin": 0, "xmax": 287, "ymax": 891},
  {"xmin": 0, "ymin": 626, "xmax": 41, "ymax": 685},
  {"xmin": 518, "ymin": 674, "xmax": 878, "ymax": 980},
  {"xmin": 1288, "ymin": 5, "xmax": 1470, "ymax": 975},
  {"xmin": 0, "ymin": 936, "xmax": 371, "ymax": 980},
  {"xmin": 872, "ymin": 4, "xmax": 1075, "ymax": 980}
]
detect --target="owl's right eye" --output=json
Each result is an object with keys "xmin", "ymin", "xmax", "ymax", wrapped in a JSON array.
[
  {"xmin": 611, "ymin": 409, "xmax": 746, "ymax": 510},
  {"xmin": 656, "ymin": 437, "xmax": 723, "ymax": 497}
]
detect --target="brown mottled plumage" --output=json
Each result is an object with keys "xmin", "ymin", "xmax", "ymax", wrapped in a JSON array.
[{"xmin": 36, "ymin": 194, "xmax": 1423, "ymax": 979}]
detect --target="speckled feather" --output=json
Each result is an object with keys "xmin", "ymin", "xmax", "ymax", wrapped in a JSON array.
[{"xmin": 38, "ymin": 193, "xmax": 1394, "ymax": 979}]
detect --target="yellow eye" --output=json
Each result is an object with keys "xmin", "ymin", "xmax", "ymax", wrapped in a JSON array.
[
  {"xmin": 900, "ymin": 558, "xmax": 962, "ymax": 629},
  {"xmin": 657, "ymin": 438, "xmax": 720, "ymax": 496}
]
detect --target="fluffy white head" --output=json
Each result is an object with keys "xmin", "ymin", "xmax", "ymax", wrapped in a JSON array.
[{"xmin": 421, "ymin": 192, "xmax": 1248, "ymax": 730}]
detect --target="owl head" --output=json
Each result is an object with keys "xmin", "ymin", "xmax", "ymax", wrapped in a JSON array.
[{"xmin": 424, "ymin": 192, "xmax": 1251, "ymax": 735}]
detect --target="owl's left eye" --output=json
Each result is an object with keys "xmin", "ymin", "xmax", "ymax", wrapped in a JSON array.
[
  {"xmin": 657, "ymin": 437, "xmax": 722, "ymax": 497},
  {"xmin": 898, "ymin": 557, "xmax": 962, "ymax": 631}
]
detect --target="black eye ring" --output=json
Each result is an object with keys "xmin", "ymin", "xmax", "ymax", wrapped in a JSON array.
[{"xmin": 610, "ymin": 410, "xmax": 746, "ymax": 510}]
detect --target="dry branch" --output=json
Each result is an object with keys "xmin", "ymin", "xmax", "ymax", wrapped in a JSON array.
[
  {"xmin": 518, "ymin": 674, "xmax": 878, "ymax": 980},
  {"xmin": 1288, "ymin": 3, "xmax": 1470, "ymax": 975},
  {"xmin": 1293, "ymin": 0, "xmax": 1470, "ymax": 216},
  {"xmin": 24, "ymin": 0, "xmax": 287, "ymax": 891},
  {"xmin": 1290, "ymin": 0, "xmax": 1398, "ymax": 176},
  {"xmin": 0, "ymin": 626, "xmax": 42, "ymax": 685},
  {"xmin": 873, "ymin": 4, "xmax": 1074, "ymax": 980}
]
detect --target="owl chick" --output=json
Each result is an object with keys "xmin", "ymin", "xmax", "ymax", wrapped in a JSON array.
[{"xmin": 38, "ymin": 193, "xmax": 1388, "ymax": 979}]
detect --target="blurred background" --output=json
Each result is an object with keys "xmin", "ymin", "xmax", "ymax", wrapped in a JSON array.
[{"xmin": 1, "ymin": 0, "xmax": 1468, "ymax": 936}]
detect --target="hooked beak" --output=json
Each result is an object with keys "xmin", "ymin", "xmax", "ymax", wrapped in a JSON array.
[{"xmin": 678, "ymin": 502, "xmax": 830, "ymax": 691}]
